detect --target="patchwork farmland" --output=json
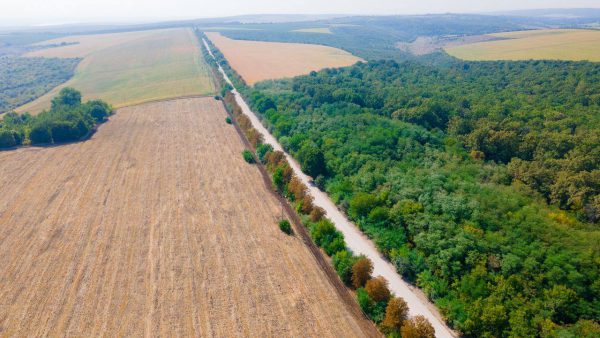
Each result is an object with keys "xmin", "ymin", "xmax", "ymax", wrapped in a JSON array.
[
  {"xmin": 18, "ymin": 28, "xmax": 214, "ymax": 114},
  {"xmin": 444, "ymin": 29, "xmax": 600, "ymax": 61},
  {"xmin": 0, "ymin": 98, "xmax": 374, "ymax": 337},
  {"xmin": 205, "ymin": 32, "xmax": 362, "ymax": 85}
]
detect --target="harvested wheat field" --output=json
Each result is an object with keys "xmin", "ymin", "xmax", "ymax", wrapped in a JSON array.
[
  {"xmin": 445, "ymin": 29, "xmax": 600, "ymax": 61},
  {"xmin": 18, "ymin": 28, "xmax": 214, "ymax": 114},
  {"xmin": 0, "ymin": 97, "xmax": 373, "ymax": 337},
  {"xmin": 205, "ymin": 32, "xmax": 362, "ymax": 85}
]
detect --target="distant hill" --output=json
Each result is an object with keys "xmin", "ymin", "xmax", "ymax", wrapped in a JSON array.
[{"xmin": 490, "ymin": 8, "xmax": 600, "ymax": 18}]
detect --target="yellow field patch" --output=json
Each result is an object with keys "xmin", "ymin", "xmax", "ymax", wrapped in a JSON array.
[
  {"xmin": 445, "ymin": 29, "xmax": 600, "ymax": 61},
  {"xmin": 205, "ymin": 32, "xmax": 362, "ymax": 85},
  {"xmin": 19, "ymin": 28, "xmax": 214, "ymax": 114}
]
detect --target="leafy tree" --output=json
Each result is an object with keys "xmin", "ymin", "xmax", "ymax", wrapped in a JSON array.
[
  {"xmin": 310, "ymin": 206, "xmax": 326, "ymax": 222},
  {"xmin": 51, "ymin": 87, "xmax": 81, "ymax": 110},
  {"xmin": 401, "ymin": 315, "xmax": 435, "ymax": 338},
  {"xmin": 365, "ymin": 276, "xmax": 391, "ymax": 303},
  {"xmin": 349, "ymin": 192, "xmax": 378, "ymax": 219},
  {"xmin": 297, "ymin": 141, "xmax": 326, "ymax": 177},
  {"xmin": 382, "ymin": 297, "xmax": 409, "ymax": 333},
  {"xmin": 352, "ymin": 256, "xmax": 373, "ymax": 289},
  {"xmin": 300, "ymin": 194, "xmax": 314, "ymax": 215}
]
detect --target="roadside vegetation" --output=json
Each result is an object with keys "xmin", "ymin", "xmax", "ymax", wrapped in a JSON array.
[
  {"xmin": 235, "ymin": 60, "xmax": 599, "ymax": 336},
  {"xmin": 223, "ymin": 88, "xmax": 435, "ymax": 336},
  {"xmin": 0, "ymin": 56, "xmax": 79, "ymax": 113},
  {"xmin": 0, "ymin": 88, "xmax": 111, "ymax": 148}
]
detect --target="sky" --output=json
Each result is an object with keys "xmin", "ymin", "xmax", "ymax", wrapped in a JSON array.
[{"xmin": 1, "ymin": 0, "xmax": 599, "ymax": 26}]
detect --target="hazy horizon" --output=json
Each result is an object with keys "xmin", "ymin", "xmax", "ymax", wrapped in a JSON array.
[{"xmin": 2, "ymin": 0, "xmax": 600, "ymax": 27}]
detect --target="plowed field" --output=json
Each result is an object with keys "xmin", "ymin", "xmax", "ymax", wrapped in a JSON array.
[
  {"xmin": 0, "ymin": 97, "xmax": 371, "ymax": 337},
  {"xmin": 205, "ymin": 32, "xmax": 362, "ymax": 85}
]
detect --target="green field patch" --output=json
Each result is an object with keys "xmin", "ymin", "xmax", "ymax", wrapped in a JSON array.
[{"xmin": 18, "ymin": 28, "xmax": 214, "ymax": 114}]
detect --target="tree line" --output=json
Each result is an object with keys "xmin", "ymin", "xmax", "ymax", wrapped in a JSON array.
[{"xmin": 0, "ymin": 88, "xmax": 112, "ymax": 148}]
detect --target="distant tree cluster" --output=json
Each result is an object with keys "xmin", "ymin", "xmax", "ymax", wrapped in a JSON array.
[
  {"xmin": 0, "ymin": 56, "xmax": 79, "ymax": 113},
  {"xmin": 0, "ymin": 88, "xmax": 111, "ymax": 148}
]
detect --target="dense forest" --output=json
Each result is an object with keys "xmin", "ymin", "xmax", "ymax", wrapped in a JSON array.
[
  {"xmin": 0, "ymin": 56, "xmax": 79, "ymax": 113},
  {"xmin": 230, "ymin": 59, "xmax": 600, "ymax": 336},
  {"xmin": 0, "ymin": 88, "xmax": 112, "ymax": 148}
]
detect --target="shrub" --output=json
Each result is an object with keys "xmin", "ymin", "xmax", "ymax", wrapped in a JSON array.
[
  {"xmin": 242, "ymin": 149, "xmax": 255, "ymax": 163},
  {"xmin": 256, "ymin": 143, "xmax": 273, "ymax": 162},
  {"xmin": 325, "ymin": 236, "xmax": 346, "ymax": 256},
  {"xmin": 0, "ymin": 129, "xmax": 17, "ymax": 148},
  {"xmin": 352, "ymin": 256, "xmax": 373, "ymax": 289},
  {"xmin": 29, "ymin": 123, "xmax": 52, "ymax": 144},
  {"xmin": 225, "ymin": 117, "xmax": 232, "ymax": 124},
  {"xmin": 357, "ymin": 287, "xmax": 387, "ymax": 323},
  {"xmin": 51, "ymin": 87, "xmax": 81, "ymax": 110},
  {"xmin": 50, "ymin": 120, "xmax": 80, "ymax": 143},
  {"xmin": 357, "ymin": 288, "xmax": 373, "ymax": 314},
  {"xmin": 87, "ymin": 100, "xmax": 111, "ymax": 122},
  {"xmin": 310, "ymin": 219, "xmax": 345, "ymax": 255},
  {"xmin": 332, "ymin": 250, "xmax": 358, "ymax": 285},
  {"xmin": 272, "ymin": 167, "xmax": 285, "ymax": 192},
  {"xmin": 365, "ymin": 276, "xmax": 391, "ymax": 303},
  {"xmin": 279, "ymin": 220, "xmax": 292, "ymax": 235}
]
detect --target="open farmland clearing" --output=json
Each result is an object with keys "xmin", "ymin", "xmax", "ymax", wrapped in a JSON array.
[
  {"xmin": 18, "ymin": 28, "xmax": 214, "ymax": 114},
  {"xmin": 205, "ymin": 32, "xmax": 362, "ymax": 85},
  {"xmin": 444, "ymin": 29, "xmax": 600, "ymax": 61},
  {"xmin": 0, "ymin": 97, "xmax": 371, "ymax": 337}
]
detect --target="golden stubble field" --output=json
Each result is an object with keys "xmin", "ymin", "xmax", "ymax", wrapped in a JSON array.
[
  {"xmin": 0, "ymin": 98, "xmax": 371, "ymax": 337},
  {"xmin": 444, "ymin": 29, "xmax": 600, "ymax": 61},
  {"xmin": 18, "ymin": 28, "xmax": 214, "ymax": 114},
  {"xmin": 205, "ymin": 32, "xmax": 363, "ymax": 85}
]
